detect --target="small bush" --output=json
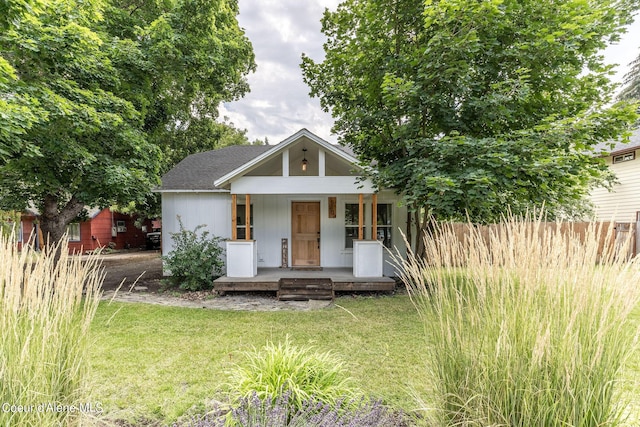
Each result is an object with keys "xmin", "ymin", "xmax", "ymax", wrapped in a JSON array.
[
  {"xmin": 227, "ymin": 338, "xmax": 359, "ymax": 412},
  {"xmin": 178, "ymin": 392, "xmax": 404, "ymax": 427},
  {"xmin": 163, "ymin": 216, "xmax": 224, "ymax": 291},
  {"xmin": 0, "ymin": 233, "xmax": 102, "ymax": 426},
  {"xmin": 394, "ymin": 216, "xmax": 640, "ymax": 426}
]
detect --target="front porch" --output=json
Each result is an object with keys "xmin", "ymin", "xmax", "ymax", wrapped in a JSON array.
[{"xmin": 214, "ymin": 267, "xmax": 396, "ymax": 296}]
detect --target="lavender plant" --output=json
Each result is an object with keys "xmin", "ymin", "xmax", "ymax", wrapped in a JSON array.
[{"xmin": 177, "ymin": 391, "xmax": 407, "ymax": 427}]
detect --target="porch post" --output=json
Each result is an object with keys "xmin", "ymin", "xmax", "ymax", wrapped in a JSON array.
[
  {"xmin": 358, "ymin": 193, "xmax": 364, "ymax": 240},
  {"xmin": 372, "ymin": 193, "xmax": 377, "ymax": 241},
  {"xmin": 245, "ymin": 194, "xmax": 251, "ymax": 241},
  {"xmin": 231, "ymin": 194, "xmax": 237, "ymax": 240},
  {"xmin": 353, "ymin": 192, "xmax": 383, "ymax": 278},
  {"xmin": 226, "ymin": 192, "xmax": 257, "ymax": 277}
]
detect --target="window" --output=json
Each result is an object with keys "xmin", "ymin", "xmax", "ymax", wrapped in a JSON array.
[
  {"xmin": 613, "ymin": 152, "xmax": 635, "ymax": 163},
  {"xmin": 236, "ymin": 204, "xmax": 254, "ymax": 239},
  {"xmin": 17, "ymin": 221, "xmax": 23, "ymax": 243},
  {"xmin": 375, "ymin": 204, "xmax": 393, "ymax": 248},
  {"xmin": 66, "ymin": 223, "xmax": 80, "ymax": 241},
  {"xmin": 345, "ymin": 203, "xmax": 366, "ymax": 248}
]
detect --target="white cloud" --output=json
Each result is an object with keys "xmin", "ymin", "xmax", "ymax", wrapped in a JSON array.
[
  {"xmin": 220, "ymin": 0, "xmax": 337, "ymax": 144},
  {"xmin": 603, "ymin": 19, "xmax": 640, "ymax": 86},
  {"xmin": 222, "ymin": 2, "xmax": 640, "ymax": 146}
]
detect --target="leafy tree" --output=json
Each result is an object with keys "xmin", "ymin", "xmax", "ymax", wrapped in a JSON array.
[
  {"xmin": 100, "ymin": 0, "xmax": 256, "ymax": 171},
  {"xmin": 302, "ymin": 0, "xmax": 639, "ymax": 253},
  {"xmin": 0, "ymin": 0, "xmax": 256, "ymax": 247},
  {"xmin": 162, "ymin": 118, "xmax": 260, "ymax": 176},
  {"xmin": 0, "ymin": 210, "xmax": 22, "ymax": 239},
  {"xmin": 619, "ymin": 50, "xmax": 640, "ymax": 102},
  {"xmin": 0, "ymin": 0, "xmax": 160, "ymax": 246},
  {"xmin": 0, "ymin": 1, "xmax": 47, "ymax": 160},
  {"xmin": 101, "ymin": 0, "xmax": 257, "ymax": 220}
]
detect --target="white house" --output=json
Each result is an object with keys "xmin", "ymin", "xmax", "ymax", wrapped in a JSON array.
[
  {"xmin": 590, "ymin": 128, "xmax": 640, "ymax": 223},
  {"xmin": 157, "ymin": 129, "xmax": 407, "ymax": 293}
]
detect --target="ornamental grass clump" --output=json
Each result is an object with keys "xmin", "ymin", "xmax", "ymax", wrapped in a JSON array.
[
  {"xmin": 0, "ymin": 234, "xmax": 102, "ymax": 426},
  {"xmin": 394, "ymin": 216, "xmax": 640, "ymax": 426},
  {"xmin": 227, "ymin": 338, "xmax": 359, "ymax": 413}
]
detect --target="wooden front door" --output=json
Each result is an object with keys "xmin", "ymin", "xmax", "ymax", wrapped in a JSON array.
[{"xmin": 291, "ymin": 202, "xmax": 320, "ymax": 266}]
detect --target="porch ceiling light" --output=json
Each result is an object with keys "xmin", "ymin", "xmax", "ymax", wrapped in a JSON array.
[{"xmin": 301, "ymin": 148, "xmax": 308, "ymax": 171}]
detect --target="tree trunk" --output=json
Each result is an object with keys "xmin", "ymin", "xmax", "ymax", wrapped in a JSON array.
[
  {"xmin": 405, "ymin": 210, "xmax": 412, "ymax": 259},
  {"xmin": 413, "ymin": 208, "xmax": 430, "ymax": 260},
  {"xmin": 39, "ymin": 194, "xmax": 85, "ymax": 259}
]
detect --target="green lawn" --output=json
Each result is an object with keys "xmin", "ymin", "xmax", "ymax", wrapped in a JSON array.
[
  {"xmin": 88, "ymin": 295, "xmax": 430, "ymax": 424},
  {"xmin": 88, "ymin": 294, "xmax": 640, "ymax": 425}
]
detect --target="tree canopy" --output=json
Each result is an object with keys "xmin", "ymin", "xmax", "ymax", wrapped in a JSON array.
[
  {"xmin": 100, "ymin": 0, "xmax": 256, "ymax": 172},
  {"xmin": 302, "ymin": 0, "xmax": 639, "ymax": 240},
  {"xmin": 619, "ymin": 50, "xmax": 640, "ymax": 102},
  {"xmin": 0, "ymin": 0, "xmax": 255, "ymax": 245}
]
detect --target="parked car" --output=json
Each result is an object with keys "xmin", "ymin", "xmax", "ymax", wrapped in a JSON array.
[{"xmin": 145, "ymin": 229, "xmax": 161, "ymax": 250}]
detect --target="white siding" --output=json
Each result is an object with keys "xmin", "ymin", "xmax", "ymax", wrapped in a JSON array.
[
  {"xmin": 231, "ymin": 176, "xmax": 376, "ymax": 194},
  {"xmin": 161, "ymin": 191, "xmax": 407, "ymax": 276},
  {"xmin": 590, "ymin": 150, "xmax": 640, "ymax": 223},
  {"xmin": 251, "ymin": 194, "xmax": 354, "ymax": 268},
  {"xmin": 251, "ymin": 192, "xmax": 406, "ymax": 273},
  {"xmin": 161, "ymin": 192, "xmax": 231, "ymax": 256}
]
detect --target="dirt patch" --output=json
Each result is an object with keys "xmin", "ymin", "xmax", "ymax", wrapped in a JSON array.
[{"xmin": 95, "ymin": 250, "xmax": 164, "ymax": 293}]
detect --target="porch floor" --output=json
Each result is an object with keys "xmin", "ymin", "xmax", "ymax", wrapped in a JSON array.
[{"xmin": 214, "ymin": 268, "xmax": 396, "ymax": 293}]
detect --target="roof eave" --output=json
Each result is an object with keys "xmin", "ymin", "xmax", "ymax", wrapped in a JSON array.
[{"xmin": 153, "ymin": 188, "xmax": 230, "ymax": 193}]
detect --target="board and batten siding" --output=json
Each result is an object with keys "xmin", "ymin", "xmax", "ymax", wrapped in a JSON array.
[
  {"xmin": 161, "ymin": 192, "xmax": 232, "ymax": 255},
  {"xmin": 247, "ymin": 193, "xmax": 406, "ymax": 275},
  {"xmin": 590, "ymin": 149, "xmax": 640, "ymax": 223},
  {"xmin": 161, "ymin": 191, "xmax": 406, "ymax": 276}
]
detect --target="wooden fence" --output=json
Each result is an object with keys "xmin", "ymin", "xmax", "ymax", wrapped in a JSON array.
[{"xmin": 445, "ymin": 221, "xmax": 637, "ymax": 260}]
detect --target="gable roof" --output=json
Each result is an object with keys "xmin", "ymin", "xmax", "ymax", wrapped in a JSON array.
[
  {"xmin": 158, "ymin": 129, "xmax": 360, "ymax": 192},
  {"xmin": 158, "ymin": 144, "xmax": 272, "ymax": 192},
  {"xmin": 213, "ymin": 128, "xmax": 359, "ymax": 188}
]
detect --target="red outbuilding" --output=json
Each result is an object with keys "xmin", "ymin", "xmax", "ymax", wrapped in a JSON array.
[{"xmin": 18, "ymin": 207, "xmax": 158, "ymax": 254}]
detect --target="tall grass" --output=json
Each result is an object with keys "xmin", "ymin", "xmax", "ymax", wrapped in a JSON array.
[
  {"xmin": 394, "ymin": 216, "xmax": 640, "ymax": 426},
  {"xmin": 0, "ymin": 234, "xmax": 103, "ymax": 426}
]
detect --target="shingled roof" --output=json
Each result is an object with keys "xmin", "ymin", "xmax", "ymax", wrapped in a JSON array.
[
  {"xmin": 593, "ymin": 128, "xmax": 640, "ymax": 156},
  {"xmin": 158, "ymin": 145, "xmax": 272, "ymax": 191}
]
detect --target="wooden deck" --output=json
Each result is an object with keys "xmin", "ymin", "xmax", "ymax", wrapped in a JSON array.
[{"xmin": 213, "ymin": 268, "xmax": 396, "ymax": 294}]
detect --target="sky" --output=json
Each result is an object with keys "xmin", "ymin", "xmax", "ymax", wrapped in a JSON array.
[{"xmin": 219, "ymin": 1, "xmax": 640, "ymax": 145}]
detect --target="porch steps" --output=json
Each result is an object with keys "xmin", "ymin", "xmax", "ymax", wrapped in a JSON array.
[{"xmin": 277, "ymin": 278, "xmax": 334, "ymax": 301}]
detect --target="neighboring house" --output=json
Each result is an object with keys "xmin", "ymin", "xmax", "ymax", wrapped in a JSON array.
[
  {"xmin": 157, "ymin": 129, "xmax": 408, "ymax": 288},
  {"xmin": 19, "ymin": 207, "xmax": 154, "ymax": 253},
  {"xmin": 590, "ymin": 128, "xmax": 640, "ymax": 223}
]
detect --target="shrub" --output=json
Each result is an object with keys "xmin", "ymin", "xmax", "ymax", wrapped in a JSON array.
[
  {"xmin": 0, "ymin": 234, "xmax": 102, "ymax": 426},
  {"xmin": 226, "ymin": 338, "xmax": 359, "ymax": 412},
  {"xmin": 178, "ymin": 392, "xmax": 404, "ymax": 427},
  {"xmin": 393, "ymin": 216, "xmax": 640, "ymax": 426},
  {"xmin": 163, "ymin": 216, "xmax": 224, "ymax": 291}
]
